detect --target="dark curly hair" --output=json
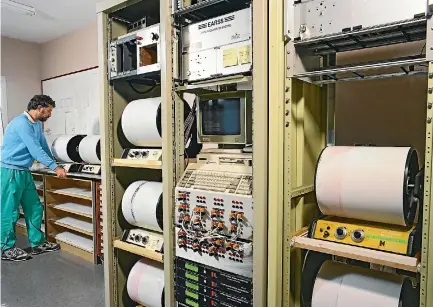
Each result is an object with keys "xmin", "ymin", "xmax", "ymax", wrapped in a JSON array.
[{"xmin": 27, "ymin": 95, "xmax": 56, "ymax": 111}]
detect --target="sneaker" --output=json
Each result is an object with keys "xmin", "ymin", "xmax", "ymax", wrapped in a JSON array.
[
  {"xmin": 31, "ymin": 241, "xmax": 60, "ymax": 255},
  {"xmin": 1, "ymin": 246, "xmax": 31, "ymax": 262}
]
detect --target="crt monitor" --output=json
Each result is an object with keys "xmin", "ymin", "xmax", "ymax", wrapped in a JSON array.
[{"xmin": 197, "ymin": 91, "xmax": 252, "ymax": 144}]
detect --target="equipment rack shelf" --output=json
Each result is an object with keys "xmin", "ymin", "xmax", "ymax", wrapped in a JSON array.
[
  {"xmin": 294, "ymin": 18, "xmax": 427, "ymax": 56},
  {"xmin": 111, "ymin": 158, "xmax": 163, "ymax": 169},
  {"xmin": 173, "ymin": 0, "xmax": 250, "ymax": 23},
  {"xmin": 291, "ymin": 229, "xmax": 420, "ymax": 273},
  {"xmin": 174, "ymin": 76, "xmax": 253, "ymax": 93},
  {"xmin": 294, "ymin": 55, "xmax": 428, "ymax": 84},
  {"xmin": 113, "ymin": 239, "xmax": 164, "ymax": 263}
]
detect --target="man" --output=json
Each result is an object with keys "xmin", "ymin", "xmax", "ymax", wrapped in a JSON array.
[{"xmin": 1, "ymin": 94, "xmax": 66, "ymax": 262}]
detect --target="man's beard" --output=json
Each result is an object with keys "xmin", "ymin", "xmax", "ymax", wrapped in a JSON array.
[{"xmin": 39, "ymin": 117, "xmax": 49, "ymax": 122}]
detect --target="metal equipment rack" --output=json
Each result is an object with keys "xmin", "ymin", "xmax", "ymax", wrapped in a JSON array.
[
  {"xmin": 273, "ymin": 1, "xmax": 433, "ymax": 307},
  {"xmin": 166, "ymin": 0, "xmax": 268, "ymax": 306},
  {"xmin": 98, "ymin": 0, "xmax": 270, "ymax": 306},
  {"xmin": 98, "ymin": 1, "xmax": 163, "ymax": 307}
]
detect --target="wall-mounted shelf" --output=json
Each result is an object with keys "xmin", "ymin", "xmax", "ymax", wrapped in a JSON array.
[
  {"xmin": 111, "ymin": 158, "xmax": 162, "ymax": 169},
  {"xmin": 113, "ymin": 239, "xmax": 164, "ymax": 263}
]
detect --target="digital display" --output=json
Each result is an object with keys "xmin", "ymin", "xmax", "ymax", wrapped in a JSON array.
[
  {"xmin": 186, "ymin": 298, "xmax": 198, "ymax": 307},
  {"xmin": 200, "ymin": 98, "xmax": 241, "ymax": 136},
  {"xmin": 186, "ymin": 282, "xmax": 199, "ymax": 291},
  {"xmin": 185, "ymin": 263, "xmax": 199, "ymax": 272},
  {"xmin": 185, "ymin": 272, "xmax": 199, "ymax": 281}
]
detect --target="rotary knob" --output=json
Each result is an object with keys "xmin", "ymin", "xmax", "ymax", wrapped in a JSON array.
[{"xmin": 142, "ymin": 236, "xmax": 149, "ymax": 245}]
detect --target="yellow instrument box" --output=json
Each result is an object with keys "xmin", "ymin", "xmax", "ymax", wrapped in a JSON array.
[{"xmin": 309, "ymin": 216, "xmax": 420, "ymax": 256}]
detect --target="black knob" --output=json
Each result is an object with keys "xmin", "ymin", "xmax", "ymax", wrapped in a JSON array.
[
  {"xmin": 323, "ymin": 231, "xmax": 330, "ymax": 238},
  {"xmin": 151, "ymin": 33, "xmax": 159, "ymax": 41}
]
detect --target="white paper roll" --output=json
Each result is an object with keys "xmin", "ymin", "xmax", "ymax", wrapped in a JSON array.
[
  {"xmin": 127, "ymin": 259, "xmax": 164, "ymax": 307},
  {"xmin": 78, "ymin": 135, "xmax": 101, "ymax": 164},
  {"xmin": 312, "ymin": 261, "xmax": 407, "ymax": 307},
  {"xmin": 122, "ymin": 180, "xmax": 163, "ymax": 232},
  {"xmin": 315, "ymin": 146, "xmax": 418, "ymax": 226},
  {"xmin": 122, "ymin": 98, "xmax": 162, "ymax": 147},
  {"xmin": 51, "ymin": 135, "xmax": 86, "ymax": 163}
]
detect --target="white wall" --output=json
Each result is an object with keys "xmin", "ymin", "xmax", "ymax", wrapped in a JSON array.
[
  {"xmin": 1, "ymin": 36, "xmax": 42, "ymax": 123},
  {"xmin": 41, "ymin": 21, "xmax": 98, "ymax": 80}
]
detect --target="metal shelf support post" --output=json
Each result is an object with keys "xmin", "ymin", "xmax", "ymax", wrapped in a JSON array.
[
  {"xmin": 253, "ymin": 0, "xmax": 270, "ymax": 306},
  {"xmin": 421, "ymin": 15, "xmax": 433, "ymax": 307},
  {"xmin": 161, "ymin": 0, "xmax": 177, "ymax": 306},
  {"xmin": 268, "ymin": 0, "xmax": 286, "ymax": 306}
]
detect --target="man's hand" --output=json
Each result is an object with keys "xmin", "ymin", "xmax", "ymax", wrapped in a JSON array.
[{"xmin": 54, "ymin": 167, "xmax": 67, "ymax": 179}]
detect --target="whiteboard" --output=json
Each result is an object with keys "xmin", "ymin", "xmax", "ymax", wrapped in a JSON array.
[{"xmin": 42, "ymin": 68, "xmax": 100, "ymax": 147}]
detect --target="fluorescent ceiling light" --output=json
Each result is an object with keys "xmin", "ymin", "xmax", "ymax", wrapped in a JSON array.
[{"xmin": 1, "ymin": 0, "xmax": 36, "ymax": 16}]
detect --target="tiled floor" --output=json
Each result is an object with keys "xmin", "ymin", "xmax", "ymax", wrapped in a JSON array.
[{"xmin": 1, "ymin": 234, "xmax": 104, "ymax": 307}]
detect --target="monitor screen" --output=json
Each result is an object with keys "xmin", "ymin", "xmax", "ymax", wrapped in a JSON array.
[{"xmin": 200, "ymin": 98, "xmax": 241, "ymax": 136}]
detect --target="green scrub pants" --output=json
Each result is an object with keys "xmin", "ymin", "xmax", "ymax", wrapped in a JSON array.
[{"xmin": 1, "ymin": 167, "xmax": 45, "ymax": 250}]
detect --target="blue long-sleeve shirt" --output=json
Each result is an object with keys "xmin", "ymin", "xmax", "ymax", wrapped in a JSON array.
[{"xmin": 0, "ymin": 113, "xmax": 58, "ymax": 171}]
